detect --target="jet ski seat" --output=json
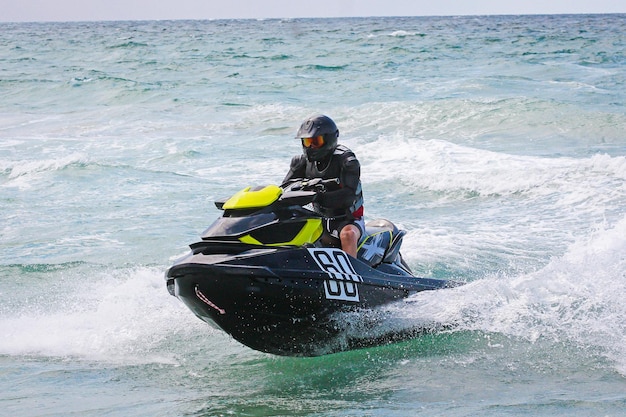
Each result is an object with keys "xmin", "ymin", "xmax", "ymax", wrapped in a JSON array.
[{"xmin": 357, "ymin": 219, "xmax": 406, "ymax": 268}]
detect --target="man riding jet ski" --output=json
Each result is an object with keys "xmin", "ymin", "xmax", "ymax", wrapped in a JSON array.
[
  {"xmin": 165, "ymin": 116, "xmax": 460, "ymax": 356},
  {"xmin": 284, "ymin": 114, "xmax": 364, "ymax": 258}
]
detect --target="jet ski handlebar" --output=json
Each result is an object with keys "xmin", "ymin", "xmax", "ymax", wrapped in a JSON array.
[{"xmin": 282, "ymin": 178, "xmax": 339, "ymax": 193}]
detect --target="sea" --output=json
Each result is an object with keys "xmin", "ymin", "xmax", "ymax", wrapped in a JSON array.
[{"xmin": 1, "ymin": 14, "xmax": 625, "ymax": 416}]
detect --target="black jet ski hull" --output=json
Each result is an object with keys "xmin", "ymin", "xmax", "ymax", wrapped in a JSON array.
[{"xmin": 166, "ymin": 243, "xmax": 453, "ymax": 356}]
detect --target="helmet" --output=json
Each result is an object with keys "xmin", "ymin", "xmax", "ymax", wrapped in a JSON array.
[{"xmin": 296, "ymin": 114, "xmax": 339, "ymax": 162}]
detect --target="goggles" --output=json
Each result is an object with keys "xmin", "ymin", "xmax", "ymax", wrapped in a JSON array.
[{"xmin": 302, "ymin": 135, "xmax": 325, "ymax": 149}]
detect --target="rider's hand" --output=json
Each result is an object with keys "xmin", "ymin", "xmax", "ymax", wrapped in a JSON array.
[{"xmin": 313, "ymin": 189, "xmax": 327, "ymax": 205}]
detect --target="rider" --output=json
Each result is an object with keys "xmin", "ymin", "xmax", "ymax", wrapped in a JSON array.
[{"xmin": 283, "ymin": 114, "xmax": 364, "ymax": 258}]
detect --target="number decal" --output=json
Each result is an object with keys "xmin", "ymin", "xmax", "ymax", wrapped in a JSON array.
[{"xmin": 308, "ymin": 248, "xmax": 363, "ymax": 302}]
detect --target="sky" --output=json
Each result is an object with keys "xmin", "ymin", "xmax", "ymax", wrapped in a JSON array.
[{"xmin": 1, "ymin": 0, "xmax": 625, "ymax": 23}]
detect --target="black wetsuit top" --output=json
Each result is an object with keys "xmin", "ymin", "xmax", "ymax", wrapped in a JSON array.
[{"xmin": 283, "ymin": 145, "xmax": 364, "ymax": 219}]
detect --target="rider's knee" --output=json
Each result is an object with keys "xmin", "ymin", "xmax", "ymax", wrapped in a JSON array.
[{"xmin": 340, "ymin": 225, "xmax": 360, "ymax": 243}]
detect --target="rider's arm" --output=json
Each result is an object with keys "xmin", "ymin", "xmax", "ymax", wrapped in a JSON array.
[
  {"xmin": 283, "ymin": 155, "xmax": 306, "ymax": 184},
  {"xmin": 315, "ymin": 154, "xmax": 360, "ymax": 209}
]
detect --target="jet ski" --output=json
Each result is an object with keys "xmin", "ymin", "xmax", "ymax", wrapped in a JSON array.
[{"xmin": 166, "ymin": 178, "xmax": 460, "ymax": 356}]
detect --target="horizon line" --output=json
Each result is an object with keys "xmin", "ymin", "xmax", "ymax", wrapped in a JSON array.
[{"xmin": 1, "ymin": 12, "xmax": 625, "ymax": 25}]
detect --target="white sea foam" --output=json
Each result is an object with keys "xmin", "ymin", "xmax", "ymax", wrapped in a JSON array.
[
  {"xmin": 360, "ymin": 138, "xmax": 625, "ymax": 201},
  {"xmin": 3, "ymin": 152, "xmax": 88, "ymax": 180},
  {"xmin": 396, "ymin": 214, "xmax": 626, "ymax": 375},
  {"xmin": 356, "ymin": 137, "xmax": 625, "ymax": 276},
  {"xmin": 0, "ymin": 267, "xmax": 206, "ymax": 364}
]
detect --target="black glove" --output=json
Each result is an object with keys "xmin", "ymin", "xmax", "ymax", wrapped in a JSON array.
[{"xmin": 313, "ymin": 189, "xmax": 327, "ymax": 205}]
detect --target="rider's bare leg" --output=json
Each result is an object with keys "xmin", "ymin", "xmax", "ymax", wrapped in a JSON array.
[{"xmin": 340, "ymin": 224, "xmax": 361, "ymax": 258}]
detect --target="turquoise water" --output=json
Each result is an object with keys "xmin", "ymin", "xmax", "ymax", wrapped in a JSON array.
[{"xmin": 1, "ymin": 15, "xmax": 625, "ymax": 416}]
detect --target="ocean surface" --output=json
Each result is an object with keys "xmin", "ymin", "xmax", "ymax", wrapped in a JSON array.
[{"xmin": 1, "ymin": 14, "xmax": 625, "ymax": 416}]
